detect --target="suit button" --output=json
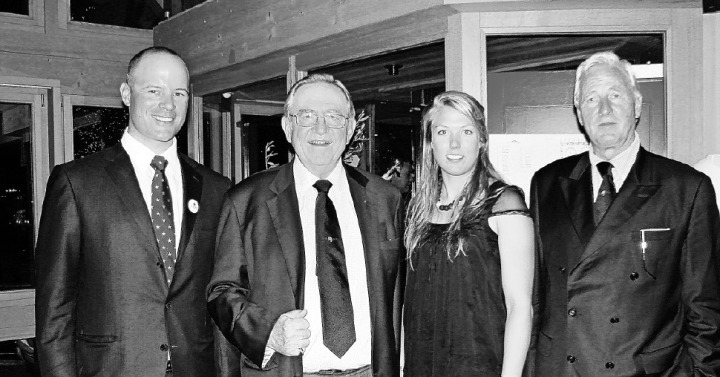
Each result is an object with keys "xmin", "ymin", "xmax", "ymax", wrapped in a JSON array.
[
  {"xmin": 568, "ymin": 308, "xmax": 577, "ymax": 317},
  {"xmin": 567, "ymin": 355, "xmax": 576, "ymax": 363},
  {"xmin": 165, "ymin": 302, "xmax": 172, "ymax": 309},
  {"xmin": 559, "ymin": 267, "xmax": 567, "ymax": 274},
  {"xmin": 610, "ymin": 317, "xmax": 619, "ymax": 323},
  {"xmin": 606, "ymin": 362, "xmax": 615, "ymax": 369},
  {"xmin": 630, "ymin": 272, "xmax": 640, "ymax": 280},
  {"xmin": 160, "ymin": 344, "xmax": 169, "ymax": 352}
]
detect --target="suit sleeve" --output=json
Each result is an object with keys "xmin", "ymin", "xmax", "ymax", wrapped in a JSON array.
[
  {"xmin": 681, "ymin": 175, "xmax": 720, "ymax": 374},
  {"xmin": 35, "ymin": 166, "xmax": 81, "ymax": 377},
  {"xmin": 207, "ymin": 195, "xmax": 278, "ymax": 368}
]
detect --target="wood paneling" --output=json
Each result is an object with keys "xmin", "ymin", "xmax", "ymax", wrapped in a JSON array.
[
  {"xmin": 0, "ymin": 290, "xmax": 34, "ymax": 342},
  {"xmin": 155, "ymin": 0, "xmax": 446, "ymax": 76},
  {"xmin": 156, "ymin": 1, "xmax": 451, "ymax": 96},
  {"xmin": 0, "ymin": 0, "xmax": 152, "ymax": 97}
]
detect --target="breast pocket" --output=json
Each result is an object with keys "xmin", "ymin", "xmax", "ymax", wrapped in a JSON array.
[{"xmin": 630, "ymin": 228, "xmax": 674, "ymax": 279}]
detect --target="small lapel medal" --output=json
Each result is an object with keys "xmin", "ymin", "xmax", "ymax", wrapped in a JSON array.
[{"xmin": 187, "ymin": 199, "xmax": 199, "ymax": 214}]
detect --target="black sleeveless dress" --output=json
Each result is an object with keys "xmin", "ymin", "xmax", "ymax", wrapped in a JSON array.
[{"xmin": 403, "ymin": 185, "xmax": 529, "ymax": 377}]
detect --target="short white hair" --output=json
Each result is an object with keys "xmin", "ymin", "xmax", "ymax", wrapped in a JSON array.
[{"xmin": 573, "ymin": 51, "xmax": 639, "ymax": 107}]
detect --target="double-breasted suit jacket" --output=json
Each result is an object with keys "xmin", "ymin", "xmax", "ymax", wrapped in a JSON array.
[
  {"xmin": 208, "ymin": 161, "xmax": 405, "ymax": 377},
  {"xmin": 36, "ymin": 143, "xmax": 231, "ymax": 377},
  {"xmin": 529, "ymin": 148, "xmax": 720, "ymax": 376}
]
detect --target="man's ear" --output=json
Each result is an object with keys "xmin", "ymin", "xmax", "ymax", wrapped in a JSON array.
[
  {"xmin": 281, "ymin": 116, "xmax": 293, "ymax": 143},
  {"xmin": 120, "ymin": 82, "xmax": 132, "ymax": 107},
  {"xmin": 345, "ymin": 119, "xmax": 356, "ymax": 145},
  {"xmin": 576, "ymin": 107, "xmax": 584, "ymax": 127},
  {"xmin": 634, "ymin": 91, "xmax": 643, "ymax": 120}
]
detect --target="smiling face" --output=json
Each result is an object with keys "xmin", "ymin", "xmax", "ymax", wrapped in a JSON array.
[
  {"xmin": 431, "ymin": 106, "xmax": 481, "ymax": 181},
  {"xmin": 120, "ymin": 52, "xmax": 189, "ymax": 154},
  {"xmin": 577, "ymin": 63, "xmax": 642, "ymax": 160},
  {"xmin": 282, "ymin": 82, "xmax": 355, "ymax": 178}
]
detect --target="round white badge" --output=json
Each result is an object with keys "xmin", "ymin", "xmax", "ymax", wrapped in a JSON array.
[{"xmin": 188, "ymin": 199, "xmax": 199, "ymax": 214}]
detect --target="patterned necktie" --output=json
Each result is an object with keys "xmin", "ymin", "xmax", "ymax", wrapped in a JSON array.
[
  {"xmin": 313, "ymin": 179, "xmax": 356, "ymax": 358},
  {"xmin": 593, "ymin": 161, "xmax": 616, "ymax": 225},
  {"xmin": 150, "ymin": 156, "xmax": 176, "ymax": 285}
]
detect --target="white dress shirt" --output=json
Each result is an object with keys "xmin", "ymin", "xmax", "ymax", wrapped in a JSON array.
[
  {"xmin": 266, "ymin": 159, "xmax": 372, "ymax": 372},
  {"xmin": 121, "ymin": 130, "xmax": 183, "ymax": 254},
  {"xmin": 589, "ymin": 132, "xmax": 641, "ymax": 201}
]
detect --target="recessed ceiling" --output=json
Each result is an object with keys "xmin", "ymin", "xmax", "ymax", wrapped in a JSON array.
[{"xmin": 216, "ymin": 34, "xmax": 663, "ymax": 106}]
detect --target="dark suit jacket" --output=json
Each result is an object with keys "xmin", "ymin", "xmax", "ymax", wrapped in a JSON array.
[
  {"xmin": 35, "ymin": 143, "xmax": 231, "ymax": 377},
  {"xmin": 528, "ymin": 148, "xmax": 720, "ymax": 376},
  {"xmin": 208, "ymin": 161, "xmax": 404, "ymax": 377}
]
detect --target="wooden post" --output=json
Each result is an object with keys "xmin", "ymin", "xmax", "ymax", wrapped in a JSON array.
[
  {"xmin": 445, "ymin": 12, "xmax": 486, "ymax": 106},
  {"xmin": 287, "ymin": 55, "xmax": 308, "ymax": 92}
]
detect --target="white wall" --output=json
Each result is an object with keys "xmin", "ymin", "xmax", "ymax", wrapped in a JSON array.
[{"xmin": 703, "ymin": 12, "xmax": 720, "ymax": 161}]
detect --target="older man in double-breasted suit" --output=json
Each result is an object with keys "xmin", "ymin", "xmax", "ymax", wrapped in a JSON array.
[{"xmin": 529, "ymin": 51, "xmax": 720, "ymax": 376}]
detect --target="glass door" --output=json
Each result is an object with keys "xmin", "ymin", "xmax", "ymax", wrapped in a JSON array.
[{"xmin": 0, "ymin": 85, "xmax": 49, "ymax": 342}]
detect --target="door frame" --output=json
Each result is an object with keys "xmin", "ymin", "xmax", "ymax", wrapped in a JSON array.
[
  {"xmin": 0, "ymin": 77, "xmax": 60, "ymax": 342},
  {"xmin": 444, "ymin": 6, "xmax": 702, "ymax": 164}
]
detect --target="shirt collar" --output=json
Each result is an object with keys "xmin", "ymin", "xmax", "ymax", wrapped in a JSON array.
[
  {"xmin": 121, "ymin": 129, "xmax": 179, "ymax": 169},
  {"xmin": 589, "ymin": 131, "xmax": 640, "ymax": 167},
  {"xmin": 293, "ymin": 158, "xmax": 346, "ymax": 194},
  {"xmin": 588, "ymin": 131, "xmax": 640, "ymax": 190}
]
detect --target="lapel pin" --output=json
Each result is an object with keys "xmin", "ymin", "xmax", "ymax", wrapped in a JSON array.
[{"xmin": 187, "ymin": 199, "xmax": 199, "ymax": 214}]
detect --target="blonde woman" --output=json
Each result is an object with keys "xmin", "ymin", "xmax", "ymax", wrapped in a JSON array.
[{"xmin": 403, "ymin": 91, "xmax": 534, "ymax": 377}]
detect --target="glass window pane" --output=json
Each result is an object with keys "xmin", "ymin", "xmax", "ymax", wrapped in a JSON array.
[
  {"xmin": 70, "ymin": 0, "xmax": 164, "ymax": 29},
  {"xmin": 243, "ymin": 115, "xmax": 288, "ymax": 176},
  {"xmin": 202, "ymin": 108, "xmax": 223, "ymax": 173},
  {"xmin": 73, "ymin": 106, "xmax": 127, "ymax": 159},
  {"xmin": 0, "ymin": 1, "xmax": 29, "ymax": 15},
  {"xmin": 0, "ymin": 102, "xmax": 34, "ymax": 290}
]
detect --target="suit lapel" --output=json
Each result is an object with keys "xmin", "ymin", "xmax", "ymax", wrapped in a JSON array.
[
  {"xmin": 560, "ymin": 154, "xmax": 595, "ymax": 252},
  {"xmin": 577, "ymin": 148, "xmax": 660, "ymax": 266},
  {"xmin": 346, "ymin": 167, "xmax": 380, "ymax": 327},
  {"xmin": 104, "ymin": 145, "xmax": 159, "ymax": 259},
  {"xmin": 267, "ymin": 163, "xmax": 306, "ymax": 308},
  {"xmin": 177, "ymin": 155, "xmax": 202, "ymax": 262}
]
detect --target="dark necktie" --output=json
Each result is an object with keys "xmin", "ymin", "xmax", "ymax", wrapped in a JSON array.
[
  {"xmin": 313, "ymin": 179, "xmax": 356, "ymax": 358},
  {"xmin": 150, "ymin": 156, "xmax": 176, "ymax": 285},
  {"xmin": 593, "ymin": 161, "xmax": 616, "ymax": 225}
]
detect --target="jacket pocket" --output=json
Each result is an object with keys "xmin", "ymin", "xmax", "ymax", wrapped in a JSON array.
[
  {"xmin": 630, "ymin": 228, "xmax": 674, "ymax": 278},
  {"xmin": 242, "ymin": 353, "xmax": 278, "ymax": 371},
  {"xmin": 76, "ymin": 331, "xmax": 119, "ymax": 343},
  {"xmin": 637, "ymin": 342, "xmax": 682, "ymax": 374}
]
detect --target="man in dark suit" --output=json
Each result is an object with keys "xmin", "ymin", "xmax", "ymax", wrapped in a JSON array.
[
  {"xmin": 208, "ymin": 74, "xmax": 404, "ymax": 377},
  {"xmin": 35, "ymin": 46, "xmax": 231, "ymax": 376},
  {"xmin": 528, "ymin": 51, "xmax": 720, "ymax": 376}
]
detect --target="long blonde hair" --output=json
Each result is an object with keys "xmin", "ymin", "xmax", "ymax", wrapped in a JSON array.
[{"xmin": 404, "ymin": 91, "xmax": 504, "ymax": 265}]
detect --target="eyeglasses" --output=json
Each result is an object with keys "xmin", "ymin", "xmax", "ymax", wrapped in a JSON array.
[{"xmin": 290, "ymin": 109, "xmax": 348, "ymax": 129}]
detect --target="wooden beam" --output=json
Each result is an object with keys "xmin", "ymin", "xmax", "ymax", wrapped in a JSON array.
[
  {"xmin": 155, "ymin": 0, "xmax": 447, "ymax": 76},
  {"xmin": 445, "ymin": 12, "xmax": 486, "ymax": 105},
  {"xmin": 156, "ymin": 2, "xmax": 451, "ymax": 95}
]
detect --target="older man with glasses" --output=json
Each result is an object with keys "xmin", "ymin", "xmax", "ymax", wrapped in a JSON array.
[{"xmin": 208, "ymin": 73, "xmax": 405, "ymax": 377}]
